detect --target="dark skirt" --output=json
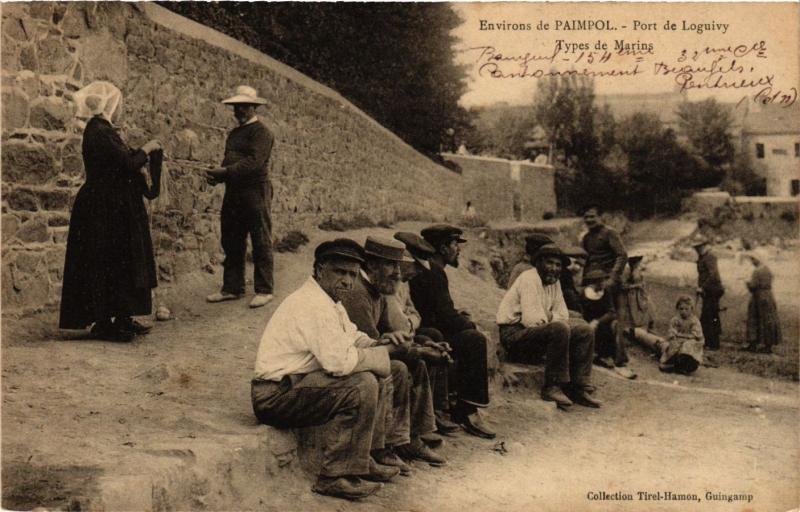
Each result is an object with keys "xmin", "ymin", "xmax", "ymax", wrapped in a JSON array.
[
  {"xmin": 746, "ymin": 289, "xmax": 782, "ymax": 348},
  {"xmin": 59, "ymin": 182, "xmax": 156, "ymax": 329}
]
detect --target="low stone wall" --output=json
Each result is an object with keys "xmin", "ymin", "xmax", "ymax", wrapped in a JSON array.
[
  {"xmin": 1, "ymin": 2, "xmax": 463, "ymax": 314},
  {"xmin": 517, "ymin": 162, "xmax": 556, "ymax": 222},
  {"xmin": 698, "ymin": 196, "xmax": 799, "ymax": 243}
]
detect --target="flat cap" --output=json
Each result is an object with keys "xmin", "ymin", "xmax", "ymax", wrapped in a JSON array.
[
  {"xmin": 314, "ymin": 238, "xmax": 365, "ymax": 263},
  {"xmin": 525, "ymin": 233, "xmax": 554, "ymax": 256},
  {"xmin": 364, "ymin": 236, "xmax": 413, "ymax": 263},
  {"xmin": 394, "ymin": 232, "xmax": 435, "ymax": 260},
  {"xmin": 563, "ymin": 245, "xmax": 588, "ymax": 259},
  {"xmin": 420, "ymin": 224, "xmax": 467, "ymax": 247},
  {"xmin": 532, "ymin": 243, "xmax": 570, "ymax": 265}
]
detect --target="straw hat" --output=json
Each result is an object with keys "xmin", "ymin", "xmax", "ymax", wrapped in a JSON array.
[{"xmin": 222, "ymin": 85, "xmax": 268, "ymax": 105}]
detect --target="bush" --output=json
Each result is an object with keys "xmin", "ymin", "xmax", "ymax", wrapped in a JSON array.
[
  {"xmin": 318, "ymin": 213, "xmax": 376, "ymax": 231},
  {"xmin": 274, "ymin": 230, "xmax": 309, "ymax": 253}
]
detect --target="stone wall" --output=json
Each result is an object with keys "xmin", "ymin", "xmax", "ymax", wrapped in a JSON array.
[
  {"xmin": 443, "ymin": 153, "xmax": 557, "ymax": 223},
  {"xmin": 1, "ymin": 2, "xmax": 463, "ymax": 314},
  {"xmin": 517, "ymin": 162, "xmax": 556, "ymax": 222},
  {"xmin": 697, "ymin": 196, "xmax": 799, "ymax": 243}
]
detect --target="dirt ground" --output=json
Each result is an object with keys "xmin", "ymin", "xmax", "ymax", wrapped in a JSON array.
[{"xmin": 2, "ymin": 222, "xmax": 798, "ymax": 511}]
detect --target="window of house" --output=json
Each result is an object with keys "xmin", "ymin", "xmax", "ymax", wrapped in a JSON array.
[
  {"xmin": 792, "ymin": 180, "xmax": 800, "ymax": 196},
  {"xmin": 795, "ymin": 143, "xmax": 799, "ymax": 157},
  {"xmin": 772, "ymin": 148, "xmax": 788, "ymax": 155},
  {"xmin": 756, "ymin": 143, "xmax": 765, "ymax": 159}
]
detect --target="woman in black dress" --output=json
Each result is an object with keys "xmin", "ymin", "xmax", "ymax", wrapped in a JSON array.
[{"xmin": 59, "ymin": 81, "xmax": 161, "ymax": 341}]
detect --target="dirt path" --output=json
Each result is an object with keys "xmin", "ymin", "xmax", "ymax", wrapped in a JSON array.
[{"xmin": 2, "ymin": 222, "xmax": 798, "ymax": 511}]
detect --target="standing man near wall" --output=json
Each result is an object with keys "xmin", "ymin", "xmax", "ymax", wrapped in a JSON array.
[
  {"xmin": 206, "ymin": 85, "xmax": 275, "ymax": 309},
  {"xmin": 692, "ymin": 236, "xmax": 724, "ymax": 351}
]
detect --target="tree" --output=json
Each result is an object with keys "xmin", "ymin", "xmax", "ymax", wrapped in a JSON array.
[
  {"xmin": 162, "ymin": 2, "xmax": 469, "ymax": 155},
  {"xmin": 676, "ymin": 98, "xmax": 735, "ymax": 172},
  {"xmin": 465, "ymin": 105, "xmax": 536, "ymax": 159}
]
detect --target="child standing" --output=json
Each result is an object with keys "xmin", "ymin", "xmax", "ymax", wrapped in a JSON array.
[{"xmin": 660, "ymin": 295, "xmax": 704, "ymax": 374}]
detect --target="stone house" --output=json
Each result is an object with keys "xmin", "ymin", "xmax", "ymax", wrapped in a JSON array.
[{"xmin": 740, "ymin": 104, "xmax": 800, "ymax": 197}]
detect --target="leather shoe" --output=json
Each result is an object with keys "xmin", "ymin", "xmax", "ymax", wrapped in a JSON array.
[
  {"xmin": 117, "ymin": 317, "xmax": 152, "ymax": 335},
  {"xmin": 89, "ymin": 321, "xmax": 135, "ymax": 342},
  {"xmin": 206, "ymin": 291, "xmax": 242, "ymax": 303},
  {"xmin": 361, "ymin": 457, "xmax": 400, "ymax": 482},
  {"xmin": 369, "ymin": 451, "xmax": 409, "ymax": 477},
  {"xmin": 455, "ymin": 411, "xmax": 496, "ymax": 439},
  {"xmin": 435, "ymin": 411, "xmax": 460, "ymax": 435},
  {"xmin": 249, "ymin": 293, "xmax": 274, "ymax": 308},
  {"xmin": 420, "ymin": 432, "xmax": 443, "ymax": 448},
  {"xmin": 568, "ymin": 388, "xmax": 602, "ymax": 408},
  {"xmin": 396, "ymin": 440, "xmax": 447, "ymax": 466},
  {"xmin": 312, "ymin": 476, "xmax": 381, "ymax": 500},
  {"xmin": 541, "ymin": 385, "xmax": 573, "ymax": 407}
]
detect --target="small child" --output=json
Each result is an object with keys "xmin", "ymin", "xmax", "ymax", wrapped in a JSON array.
[{"xmin": 660, "ymin": 295, "xmax": 704, "ymax": 374}]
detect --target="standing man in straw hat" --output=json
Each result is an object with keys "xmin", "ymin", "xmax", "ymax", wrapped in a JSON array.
[
  {"xmin": 206, "ymin": 85, "xmax": 275, "ymax": 309},
  {"xmin": 692, "ymin": 235, "xmax": 724, "ymax": 351}
]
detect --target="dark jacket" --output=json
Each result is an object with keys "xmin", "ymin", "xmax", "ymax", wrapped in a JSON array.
[
  {"xmin": 340, "ymin": 273, "xmax": 386, "ymax": 340},
  {"xmin": 582, "ymin": 224, "xmax": 627, "ymax": 285},
  {"xmin": 59, "ymin": 116, "xmax": 156, "ymax": 328},
  {"xmin": 697, "ymin": 251, "xmax": 725, "ymax": 299},
  {"xmin": 409, "ymin": 260, "xmax": 475, "ymax": 338}
]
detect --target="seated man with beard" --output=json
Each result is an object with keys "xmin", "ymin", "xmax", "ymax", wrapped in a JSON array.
[
  {"xmin": 341, "ymin": 236, "xmax": 446, "ymax": 468},
  {"xmin": 496, "ymin": 244, "xmax": 600, "ymax": 410}
]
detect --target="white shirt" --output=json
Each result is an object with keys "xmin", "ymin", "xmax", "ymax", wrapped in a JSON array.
[
  {"xmin": 254, "ymin": 276, "xmax": 373, "ymax": 380},
  {"xmin": 496, "ymin": 268, "xmax": 569, "ymax": 327}
]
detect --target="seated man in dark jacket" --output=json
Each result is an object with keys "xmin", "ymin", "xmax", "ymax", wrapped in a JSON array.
[{"xmin": 410, "ymin": 225, "xmax": 496, "ymax": 439}]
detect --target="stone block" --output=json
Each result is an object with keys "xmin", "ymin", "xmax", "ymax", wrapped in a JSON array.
[
  {"xmin": 52, "ymin": 227, "xmax": 69, "ymax": 244},
  {"xmin": 2, "ymin": 15, "xmax": 31, "ymax": 42},
  {"xmin": 37, "ymin": 38, "xmax": 74, "ymax": 74},
  {"xmin": 1, "ymin": 142, "xmax": 57, "ymax": 184},
  {"xmin": 29, "ymin": 96, "xmax": 75, "ymax": 131},
  {"xmin": 2, "ymin": 87, "xmax": 30, "ymax": 132},
  {"xmin": 47, "ymin": 213, "xmax": 70, "ymax": 227},
  {"xmin": 45, "ymin": 246, "xmax": 67, "ymax": 281},
  {"xmin": 29, "ymin": 2, "xmax": 54, "ymax": 21},
  {"xmin": 6, "ymin": 188, "xmax": 39, "ymax": 212},
  {"xmin": 37, "ymin": 189, "xmax": 72, "ymax": 210},
  {"xmin": 61, "ymin": 4, "xmax": 89, "ymax": 38},
  {"xmin": 81, "ymin": 32, "xmax": 128, "ymax": 84},
  {"xmin": 2, "ymin": 214, "xmax": 21, "ymax": 242},
  {"xmin": 15, "ymin": 217, "xmax": 49, "ymax": 243},
  {"xmin": 19, "ymin": 45, "xmax": 37, "ymax": 72},
  {"xmin": 172, "ymin": 129, "xmax": 199, "ymax": 160}
]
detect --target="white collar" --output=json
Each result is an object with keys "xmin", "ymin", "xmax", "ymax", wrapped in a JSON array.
[{"xmin": 241, "ymin": 115, "xmax": 259, "ymax": 126}]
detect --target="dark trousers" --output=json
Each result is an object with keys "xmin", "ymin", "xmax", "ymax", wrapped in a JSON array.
[
  {"xmin": 221, "ymin": 186, "xmax": 273, "ymax": 295},
  {"xmin": 251, "ymin": 371, "xmax": 378, "ymax": 478},
  {"xmin": 700, "ymin": 295, "xmax": 721, "ymax": 349},
  {"xmin": 447, "ymin": 329, "xmax": 490, "ymax": 410},
  {"xmin": 372, "ymin": 360, "xmax": 411, "ymax": 450},
  {"xmin": 395, "ymin": 358, "xmax": 436, "ymax": 438},
  {"xmin": 415, "ymin": 327, "xmax": 451, "ymax": 413},
  {"xmin": 500, "ymin": 319, "xmax": 594, "ymax": 388}
]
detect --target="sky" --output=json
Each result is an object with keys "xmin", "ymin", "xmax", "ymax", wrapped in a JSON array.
[{"xmin": 451, "ymin": 2, "xmax": 799, "ymax": 108}]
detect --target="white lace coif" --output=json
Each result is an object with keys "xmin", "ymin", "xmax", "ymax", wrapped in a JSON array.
[{"xmin": 73, "ymin": 81, "xmax": 122, "ymax": 120}]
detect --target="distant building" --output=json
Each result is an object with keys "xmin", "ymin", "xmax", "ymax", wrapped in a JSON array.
[{"xmin": 740, "ymin": 104, "xmax": 800, "ymax": 197}]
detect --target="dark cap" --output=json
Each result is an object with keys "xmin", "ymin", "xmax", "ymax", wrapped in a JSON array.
[
  {"xmin": 579, "ymin": 203, "xmax": 603, "ymax": 216},
  {"xmin": 563, "ymin": 245, "xmax": 588, "ymax": 260},
  {"xmin": 525, "ymin": 233, "xmax": 554, "ymax": 257},
  {"xmin": 532, "ymin": 243, "xmax": 569, "ymax": 266},
  {"xmin": 628, "ymin": 254, "xmax": 644, "ymax": 265},
  {"xmin": 363, "ymin": 236, "xmax": 413, "ymax": 263},
  {"xmin": 421, "ymin": 224, "xmax": 467, "ymax": 248},
  {"xmin": 394, "ymin": 232, "xmax": 435, "ymax": 262},
  {"xmin": 314, "ymin": 238, "xmax": 365, "ymax": 264},
  {"xmin": 583, "ymin": 268, "xmax": 607, "ymax": 282}
]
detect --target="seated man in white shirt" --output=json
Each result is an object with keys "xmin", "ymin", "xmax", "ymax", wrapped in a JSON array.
[
  {"xmin": 496, "ymin": 244, "xmax": 600, "ymax": 410},
  {"xmin": 251, "ymin": 238, "xmax": 407, "ymax": 500}
]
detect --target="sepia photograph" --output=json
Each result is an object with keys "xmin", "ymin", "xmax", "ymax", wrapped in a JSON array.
[{"xmin": 1, "ymin": 1, "xmax": 798, "ymax": 510}]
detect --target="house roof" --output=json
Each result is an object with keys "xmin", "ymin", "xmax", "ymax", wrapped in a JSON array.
[{"xmin": 742, "ymin": 104, "xmax": 800, "ymax": 135}]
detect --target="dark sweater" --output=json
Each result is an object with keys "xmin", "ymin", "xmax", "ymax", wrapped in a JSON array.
[
  {"xmin": 340, "ymin": 274, "xmax": 386, "ymax": 340},
  {"xmin": 409, "ymin": 260, "xmax": 475, "ymax": 338},
  {"xmin": 221, "ymin": 120, "xmax": 273, "ymax": 191},
  {"xmin": 582, "ymin": 224, "xmax": 627, "ymax": 285}
]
